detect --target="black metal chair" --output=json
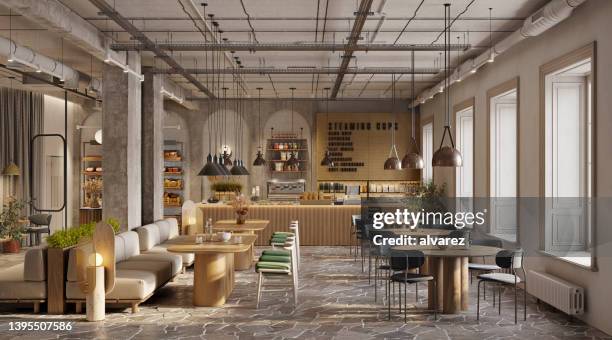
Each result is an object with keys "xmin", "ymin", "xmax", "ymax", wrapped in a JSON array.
[
  {"xmin": 26, "ymin": 214, "xmax": 52, "ymax": 246},
  {"xmin": 477, "ymin": 248, "xmax": 527, "ymax": 324},
  {"xmin": 370, "ymin": 229, "xmax": 395, "ymax": 303},
  {"xmin": 388, "ymin": 250, "xmax": 437, "ymax": 322},
  {"xmin": 469, "ymin": 238, "xmax": 503, "ymax": 303},
  {"xmin": 350, "ymin": 214, "xmax": 361, "ymax": 257}
]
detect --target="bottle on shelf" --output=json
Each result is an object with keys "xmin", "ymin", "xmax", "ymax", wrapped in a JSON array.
[{"xmin": 205, "ymin": 218, "xmax": 213, "ymax": 235}]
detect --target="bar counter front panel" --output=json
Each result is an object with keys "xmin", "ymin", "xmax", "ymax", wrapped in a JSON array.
[{"xmin": 197, "ymin": 205, "xmax": 360, "ymax": 246}]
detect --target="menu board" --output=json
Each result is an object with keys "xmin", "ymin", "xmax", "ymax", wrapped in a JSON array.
[{"xmin": 315, "ymin": 112, "xmax": 421, "ymax": 181}]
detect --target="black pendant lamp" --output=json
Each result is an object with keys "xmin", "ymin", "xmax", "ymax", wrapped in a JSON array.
[
  {"xmin": 402, "ymin": 51, "xmax": 425, "ymax": 169},
  {"xmin": 432, "ymin": 3, "xmax": 463, "ymax": 167},
  {"xmin": 384, "ymin": 74, "xmax": 402, "ymax": 170},
  {"xmin": 198, "ymin": 53, "xmax": 224, "ymax": 177},
  {"xmin": 238, "ymin": 85, "xmax": 249, "ymax": 175},
  {"xmin": 286, "ymin": 87, "xmax": 299, "ymax": 168},
  {"xmin": 230, "ymin": 82, "xmax": 243, "ymax": 175},
  {"xmin": 253, "ymin": 87, "xmax": 266, "ymax": 166},
  {"xmin": 320, "ymin": 87, "xmax": 334, "ymax": 167}
]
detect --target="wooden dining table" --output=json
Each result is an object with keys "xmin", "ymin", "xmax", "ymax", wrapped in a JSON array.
[
  {"xmin": 392, "ymin": 244, "xmax": 502, "ymax": 314},
  {"xmin": 167, "ymin": 234, "xmax": 257, "ymax": 307},
  {"xmin": 212, "ymin": 219, "xmax": 269, "ymax": 270}
]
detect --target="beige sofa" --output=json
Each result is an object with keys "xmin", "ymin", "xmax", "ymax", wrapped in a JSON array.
[
  {"xmin": 136, "ymin": 218, "xmax": 194, "ymax": 268},
  {"xmin": 0, "ymin": 247, "xmax": 47, "ymax": 313},
  {"xmin": 66, "ymin": 229, "xmax": 183, "ymax": 313}
]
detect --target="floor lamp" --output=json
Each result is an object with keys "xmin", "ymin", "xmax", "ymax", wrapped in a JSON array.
[{"xmin": 2, "ymin": 162, "xmax": 20, "ymax": 197}]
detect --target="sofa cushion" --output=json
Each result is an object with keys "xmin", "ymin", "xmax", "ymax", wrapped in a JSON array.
[
  {"xmin": 23, "ymin": 247, "xmax": 47, "ymax": 281},
  {"xmin": 67, "ymin": 269, "xmax": 156, "ymax": 300},
  {"xmin": 136, "ymin": 224, "xmax": 161, "ymax": 251},
  {"xmin": 259, "ymin": 255, "xmax": 291, "ymax": 263},
  {"xmin": 145, "ymin": 244, "xmax": 195, "ymax": 266},
  {"xmin": 118, "ymin": 231, "xmax": 141, "ymax": 259},
  {"xmin": 129, "ymin": 253, "xmax": 182, "ymax": 277},
  {"xmin": 114, "ymin": 234, "xmax": 126, "ymax": 263},
  {"xmin": 156, "ymin": 220, "xmax": 171, "ymax": 243},
  {"xmin": 0, "ymin": 264, "xmax": 47, "ymax": 300},
  {"xmin": 116, "ymin": 260, "xmax": 172, "ymax": 288},
  {"xmin": 165, "ymin": 218, "xmax": 180, "ymax": 239}
]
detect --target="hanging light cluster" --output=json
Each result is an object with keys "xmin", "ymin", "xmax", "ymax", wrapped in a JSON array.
[
  {"xmin": 432, "ymin": 3, "xmax": 463, "ymax": 167},
  {"xmin": 198, "ymin": 17, "xmax": 230, "ymax": 176}
]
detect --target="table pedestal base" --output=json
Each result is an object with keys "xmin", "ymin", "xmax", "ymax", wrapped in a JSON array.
[
  {"xmin": 193, "ymin": 253, "xmax": 235, "ymax": 307},
  {"xmin": 426, "ymin": 256, "xmax": 470, "ymax": 314}
]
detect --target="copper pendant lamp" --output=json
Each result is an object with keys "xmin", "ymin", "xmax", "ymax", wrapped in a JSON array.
[
  {"xmin": 384, "ymin": 74, "xmax": 402, "ymax": 170},
  {"xmin": 253, "ymin": 87, "xmax": 266, "ymax": 166},
  {"xmin": 320, "ymin": 87, "xmax": 334, "ymax": 167},
  {"xmin": 402, "ymin": 50, "xmax": 424, "ymax": 169},
  {"xmin": 432, "ymin": 3, "xmax": 463, "ymax": 168}
]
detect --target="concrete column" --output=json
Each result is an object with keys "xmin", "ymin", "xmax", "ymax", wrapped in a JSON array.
[
  {"xmin": 141, "ymin": 71, "xmax": 164, "ymax": 224},
  {"xmin": 102, "ymin": 51, "xmax": 142, "ymax": 230}
]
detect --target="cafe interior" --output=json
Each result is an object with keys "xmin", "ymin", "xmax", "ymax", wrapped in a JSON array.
[{"xmin": 0, "ymin": 0, "xmax": 611, "ymax": 338}]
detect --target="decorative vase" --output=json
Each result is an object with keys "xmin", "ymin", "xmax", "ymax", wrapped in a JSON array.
[
  {"xmin": 236, "ymin": 213, "xmax": 247, "ymax": 224},
  {"xmin": 3, "ymin": 239, "xmax": 20, "ymax": 253}
]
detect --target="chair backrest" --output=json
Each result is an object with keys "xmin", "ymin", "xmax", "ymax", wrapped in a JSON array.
[
  {"xmin": 495, "ymin": 249, "xmax": 524, "ymax": 270},
  {"xmin": 389, "ymin": 250, "xmax": 425, "ymax": 271},
  {"xmin": 29, "ymin": 214, "xmax": 52, "ymax": 226},
  {"xmin": 471, "ymin": 238, "xmax": 503, "ymax": 248}
]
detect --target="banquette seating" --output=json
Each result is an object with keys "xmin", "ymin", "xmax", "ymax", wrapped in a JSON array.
[
  {"xmin": 0, "ymin": 247, "xmax": 47, "ymax": 313},
  {"xmin": 66, "ymin": 219, "xmax": 189, "ymax": 313},
  {"xmin": 135, "ymin": 218, "xmax": 195, "ymax": 269}
]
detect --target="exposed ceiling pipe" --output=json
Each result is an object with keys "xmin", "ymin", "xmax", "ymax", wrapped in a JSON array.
[
  {"xmin": 331, "ymin": 0, "xmax": 374, "ymax": 98},
  {"xmin": 1, "ymin": 35, "xmax": 80, "ymax": 89},
  {"xmin": 0, "ymin": 0, "xmax": 125, "ymax": 66},
  {"xmin": 110, "ymin": 42, "xmax": 469, "ymax": 52},
  {"xmin": 414, "ymin": 0, "xmax": 588, "ymax": 106},
  {"xmin": 153, "ymin": 67, "xmax": 439, "ymax": 75}
]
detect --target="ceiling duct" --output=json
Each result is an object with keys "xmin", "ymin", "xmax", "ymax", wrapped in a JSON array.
[
  {"xmin": 1, "ymin": 35, "xmax": 80, "ymax": 89},
  {"xmin": 415, "ymin": 0, "xmax": 587, "ymax": 105}
]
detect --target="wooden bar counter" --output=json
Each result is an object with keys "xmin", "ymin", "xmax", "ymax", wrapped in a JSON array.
[{"xmin": 197, "ymin": 204, "xmax": 360, "ymax": 246}]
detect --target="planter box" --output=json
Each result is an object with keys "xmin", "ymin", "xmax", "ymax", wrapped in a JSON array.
[{"xmin": 47, "ymin": 246, "xmax": 74, "ymax": 314}]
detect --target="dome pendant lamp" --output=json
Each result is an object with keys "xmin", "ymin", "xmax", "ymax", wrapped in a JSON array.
[
  {"xmin": 402, "ymin": 50, "xmax": 424, "ymax": 169},
  {"xmin": 286, "ymin": 87, "xmax": 299, "ymax": 168},
  {"xmin": 320, "ymin": 87, "xmax": 334, "ymax": 167},
  {"xmin": 384, "ymin": 74, "xmax": 402, "ymax": 170},
  {"xmin": 432, "ymin": 3, "xmax": 463, "ymax": 168},
  {"xmin": 253, "ymin": 87, "xmax": 266, "ymax": 166}
]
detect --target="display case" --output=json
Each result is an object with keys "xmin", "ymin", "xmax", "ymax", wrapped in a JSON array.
[{"xmin": 163, "ymin": 140, "xmax": 184, "ymax": 226}]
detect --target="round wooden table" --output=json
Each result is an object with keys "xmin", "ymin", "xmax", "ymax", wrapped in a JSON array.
[
  {"xmin": 212, "ymin": 219, "xmax": 269, "ymax": 270},
  {"xmin": 168, "ymin": 234, "xmax": 257, "ymax": 307},
  {"xmin": 392, "ymin": 245, "xmax": 502, "ymax": 314}
]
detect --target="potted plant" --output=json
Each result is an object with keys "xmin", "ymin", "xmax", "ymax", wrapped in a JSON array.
[
  {"xmin": 210, "ymin": 180, "xmax": 243, "ymax": 202},
  {"xmin": 0, "ymin": 196, "xmax": 27, "ymax": 253},
  {"xmin": 230, "ymin": 194, "xmax": 249, "ymax": 224}
]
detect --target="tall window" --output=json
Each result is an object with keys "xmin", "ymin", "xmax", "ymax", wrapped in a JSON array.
[
  {"xmin": 489, "ymin": 88, "xmax": 518, "ymax": 241},
  {"xmin": 544, "ymin": 56, "xmax": 593, "ymax": 267},
  {"xmin": 421, "ymin": 121, "xmax": 433, "ymax": 183},
  {"xmin": 455, "ymin": 106, "xmax": 473, "ymax": 198}
]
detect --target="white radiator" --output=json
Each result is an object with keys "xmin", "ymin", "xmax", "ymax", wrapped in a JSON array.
[{"xmin": 529, "ymin": 270, "xmax": 584, "ymax": 315}]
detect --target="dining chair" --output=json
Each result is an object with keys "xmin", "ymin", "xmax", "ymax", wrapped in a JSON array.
[
  {"xmin": 256, "ymin": 237, "xmax": 299, "ymax": 309},
  {"xmin": 477, "ymin": 248, "xmax": 527, "ymax": 324},
  {"xmin": 469, "ymin": 238, "xmax": 503, "ymax": 303},
  {"xmin": 370, "ymin": 229, "xmax": 395, "ymax": 303},
  {"xmin": 351, "ymin": 215, "xmax": 360, "ymax": 256},
  {"xmin": 387, "ymin": 250, "xmax": 438, "ymax": 322},
  {"xmin": 26, "ymin": 214, "xmax": 52, "ymax": 246}
]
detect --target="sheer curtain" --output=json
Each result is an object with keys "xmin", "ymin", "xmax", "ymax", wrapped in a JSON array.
[{"xmin": 0, "ymin": 87, "xmax": 44, "ymax": 209}]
